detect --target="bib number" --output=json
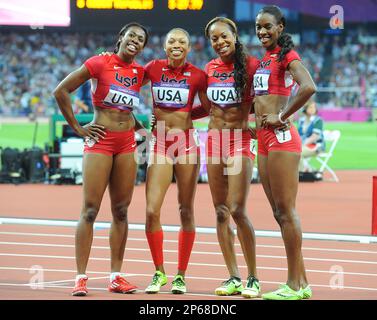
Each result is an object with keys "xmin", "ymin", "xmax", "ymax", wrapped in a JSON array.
[
  {"xmin": 253, "ymin": 69, "xmax": 270, "ymax": 95},
  {"xmin": 274, "ymin": 128, "xmax": 292, "ymax": 143}
]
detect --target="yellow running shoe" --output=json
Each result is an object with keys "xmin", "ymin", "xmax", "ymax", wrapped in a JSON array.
[
  {"xmin": 215, "ymin": 277, "xmax": 243, "ymax": 296},
  {"xmin": 262, "ymin": 284, "xmax": 304, "ymax": 300},
  {"xmin": 145, "ymin": 271, "xmax": 167, "ymax": 294},
  {"xmin": 241, "ymin": 275, "xmax": 261, "ymax": 298},
  {"xmin": 301, "ymin": 285, "xmax": 312, "ymax": 299}
]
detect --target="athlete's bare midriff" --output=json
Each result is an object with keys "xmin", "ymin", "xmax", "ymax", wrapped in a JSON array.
[
  {"xmin": 208, "ymin": 101, "xmax": 251, "ymax": 130},
  {"xmin": 92, "ymin": 106, "xmax": 135, "ymax": 131},
  {"xmin": 154, "ymin": 108, "xmax": 193, "ymax": 132},
  {"xmin": 254, "ymin": 94, "xmax": 289, "ymax": 128}
]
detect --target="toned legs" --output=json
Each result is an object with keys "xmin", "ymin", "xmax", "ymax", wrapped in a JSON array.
[
  {"xmin": 108, "ymin": 152, "xmax": 138, "ymax": 273},
  {"xmin": 258, "ymin": 152, "xmax": 308, "ymax": 290},
  {"xmin": 76, "ymin": 153, "xmax": 112, "ymax": 274}
]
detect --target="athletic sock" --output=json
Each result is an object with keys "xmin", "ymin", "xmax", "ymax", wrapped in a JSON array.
[
  {"xmin": 178, "ymin": 230, "xmax": 196, "ymax": 272},
  {"xmin": 110, "ymin": 272, "xmax": 122, "ymax": 282},
  {"xmin": 75, "ymin": 274, "xmax": 87, "ymax": 282},
  {"xmin": 146, "ymin": 229, "xmax": 164, "ymax": 267}
]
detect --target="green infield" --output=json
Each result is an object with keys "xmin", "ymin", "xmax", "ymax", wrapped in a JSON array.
[{"xmin": 0, "ymin": 120, "xmax": 376, "ymax": 170}]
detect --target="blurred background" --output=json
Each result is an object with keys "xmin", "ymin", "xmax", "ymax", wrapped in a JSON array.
[{"xmin": 0, "ymin": 0, "xmax": 376, "ymax": 184}]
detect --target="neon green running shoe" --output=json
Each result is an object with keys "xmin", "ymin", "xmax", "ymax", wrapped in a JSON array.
[
  {"xmin": 145, "ymin": 271, "xmax": 167, "ymax": 294},
  {"xmin": 301, "ymin": 285, "xmax": 312, "ymax": 299},
  {"xmin": 241, "ymin": 276, "xmax": 261, "ymax": 298},
  {"xmin": 171, "ymin": 275, "xmax": 186, "ymax": 294},
  {"xmin": 215, "ymin": 277, "xmax": 243, "ymax": 296},
  {"xmin": 262, "ymin": 284, "xmax": 304, "ymax": 300}
]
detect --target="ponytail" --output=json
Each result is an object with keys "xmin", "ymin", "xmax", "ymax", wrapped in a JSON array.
[
  {"xmin": 277, "ymin": 33, "xmax": 294, "ymax": 62},
  {"xmin": 234, "ymin": 38, "xmax": 249, "ymax": 100}
]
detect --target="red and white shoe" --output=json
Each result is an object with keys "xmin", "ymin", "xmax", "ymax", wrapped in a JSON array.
[
  {"xmin": 108, "ymin": 275, "xmax": 137, "ymax": 294},
  {"xmin": 72, "ymin": 276, "xmax": 88, "ymax": 296}
]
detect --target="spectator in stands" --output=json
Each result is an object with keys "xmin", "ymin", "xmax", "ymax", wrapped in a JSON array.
[{"xmin": 297, "ymin": 99, "xmax": 325, "ymax": 172}]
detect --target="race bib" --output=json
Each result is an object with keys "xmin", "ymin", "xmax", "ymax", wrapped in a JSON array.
[
  {"xmin": 207, "ymin": 83, "xmax": 241, "ymax": 107},
  {"xmin": 253, "ymin": 69, "xmax": 270, "ymax": 95},
  {"xmin": 152, "ymin": 82, "xmax": 189, "ymax": 108},
  {"xmin": 103, "ymin": 84, "xmax": 139, "ymax": 111},
  {"xmin": 274, "ymin": 128, "xmax": 292, "ymax": 143}
]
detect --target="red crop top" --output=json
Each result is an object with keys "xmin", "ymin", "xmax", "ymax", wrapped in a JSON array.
[
  {"xmin": 253, "ymin": 46, "xmax": 301, "ymax": 96},
  {"xmin": 144, "ymin": 59, "xmax": 207, "ymax": 113},
  {"xmin": 205, "ymin": 56, "xmax": 259, "ymax": 108},
  {"xmin": 84, "ymin": 54, "xmax": 145, "ymax": 112}
]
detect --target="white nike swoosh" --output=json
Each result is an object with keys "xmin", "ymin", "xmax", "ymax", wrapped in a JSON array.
[
  {"xmin": 269, "ymin": 142, "xmax": 275, "ymax": 147},
  {"xmin": 114, "ymin": 66, "xmax": 122, "ymax": 69},
  {"xmin": 162, "ymin": 68, "xmax": 169, "ymax": 71},
  {"xmin": 131, "ymin": 143, "xmax": 137, "ymax": 148},
  {"xmin": 236, "ymin": 148, "xmax": 245, "ymax": 152},
  {"xmin": 185, "ymin": 146, "xmax": 195, "ymax": 152}
]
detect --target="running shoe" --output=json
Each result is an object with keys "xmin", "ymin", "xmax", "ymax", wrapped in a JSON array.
[
  {"xmin": 145, "ymin": 271, "xmax": 168, "ymax": 294},
  {"xmin": 262, "ymin": 284, "xmax": 304, "ymax": 300},
  {"xmin": 108, "ymin": 275, "xmax": 138, "ymax": 294},
  {"xmin": 241, "ymin": 275, "xmax": 261, "ymax": 298},
  {"xmin": 301, "ymin": 285, "xmax": 312, "ymax": 299},
  {"xmin": 72, "ymin": 276, "xmax": 88, "ymax": 296},
  {"xmin": 215, "ymin": 277, "xmax": 243, "ymax": 296},
  {"xmin": 171, "ymin": 275, "xmax": 186, "ymax": 294}
]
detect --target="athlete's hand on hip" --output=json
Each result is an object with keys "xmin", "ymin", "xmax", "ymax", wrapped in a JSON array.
[
  {"xmin": 77, "ymin": 123, "xmax": 107, "ymax": 141},
  {"xmin": 261, "ymin": 114, "xmax": 291, "ymax": 130}
]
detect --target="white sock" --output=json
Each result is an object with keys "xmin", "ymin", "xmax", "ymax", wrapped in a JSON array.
[
  {"xmin": 110, "ymin": 272, "xmax": 122, "ymax": 282},
  {"xmin": 75, "ymin": 274, "xmax": 87, "ymax": 282}
]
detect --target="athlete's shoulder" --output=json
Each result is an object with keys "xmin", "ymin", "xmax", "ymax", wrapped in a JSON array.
[
  {"xmin": 285, "ymin": 49, "xmax": 301, "ymax": 62},
  {"xmin": 204, "ymin": 58, "xmax": 220, "ymax": 73},
  {"xmin": 144, "ymin": 59, "xmax": 166, "ymax": 70}
]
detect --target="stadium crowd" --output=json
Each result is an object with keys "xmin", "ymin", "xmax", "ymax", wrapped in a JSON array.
[{"xmin": 0, "ymin": 30, "xmax": 376, "ymax": 117}]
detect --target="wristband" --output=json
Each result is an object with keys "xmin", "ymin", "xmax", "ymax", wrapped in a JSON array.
[{"xmin": 278, "ymin": 112, "xmax": 288, "ymax": 124}]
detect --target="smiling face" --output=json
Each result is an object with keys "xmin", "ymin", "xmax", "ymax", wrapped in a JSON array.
[
  {"xmin": 164, "ymin": 29, "xmax": 190, "ymax": 62},
  {"xmin": 255, "ymin": 12, "xmax": 283, "ymax": 50},
  {"xmin": 208, "ymin": 21, "xmax": 236, "ymax": 60},
  {"xmin": 118, "ymin": 26, "xmax": 146, "ymax": 58}
]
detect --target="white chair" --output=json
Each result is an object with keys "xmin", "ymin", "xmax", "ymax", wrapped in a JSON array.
[{"xmin": 314, "ymin": 130, "xmax": 341, "ymax": 182}]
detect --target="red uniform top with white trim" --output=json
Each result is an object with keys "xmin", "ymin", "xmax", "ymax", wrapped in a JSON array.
[
  {"xmin": 84, "ymin": 54, "xmax": 145, "ymax": 112},
  {"xmin": 253, "ymin": 46, "xmax": 301, "ymax": 96},
  {"xmin": 144, "ymin": 59, "xmax": 207, "ymax": 113},
  {"xmin": 205, "ymin": 56, "xmax": 259, "ymax": 108}
]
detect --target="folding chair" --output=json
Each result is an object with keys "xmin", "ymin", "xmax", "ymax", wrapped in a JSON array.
[{"xmin": 314, "ymin": 130, "xmax": 341, "ymax": 182}]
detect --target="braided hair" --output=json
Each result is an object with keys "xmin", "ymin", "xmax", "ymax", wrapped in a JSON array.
[
  {"xmin": 258, "ymin": 5, "xmax": 294, "ymax": 62},
  {"xmin": 205, "ymin": 17, "xmax": 249, "ymax": 100},
  {"xmin": 114, "ymin": 22, "xmax": 149, "ymax": 54}
]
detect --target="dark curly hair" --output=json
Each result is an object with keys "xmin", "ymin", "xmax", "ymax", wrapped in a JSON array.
[
  {"xmin": 114, "ymin": 22, "xmax": 149, "ymax": 54},
  {"xmin": 205, "ymin": 17, "xmax": 249, "ymax": 100},
  {"xmin": 258, "ymin": 5, "xmax": 294, "ymax": 62}
]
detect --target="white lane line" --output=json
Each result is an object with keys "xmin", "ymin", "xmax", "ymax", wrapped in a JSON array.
[
  {"xmin": 0, "ymin": 279, "xmax": 376, "ymax": 293},
  {"xmin": 1, "ymin": 232, "xmax": 377, "ymax": 255},
  {"xmin": 1, "ymin": 217, "xmax": 377, "ymax": 243},
  {"xmin": 2, "ymin": 265, "xmax": 377, "ymax": 278},
  {"xmin": 1, "ymin": 251, "xmax": 377, "ymax": 266},
  {"xmin": 0, "ymin": 283, "xmax": 243, "ymax": 299},
  {"xmin": 1, "ymin": 241, "xmax": 377, "ymax": 265}
]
